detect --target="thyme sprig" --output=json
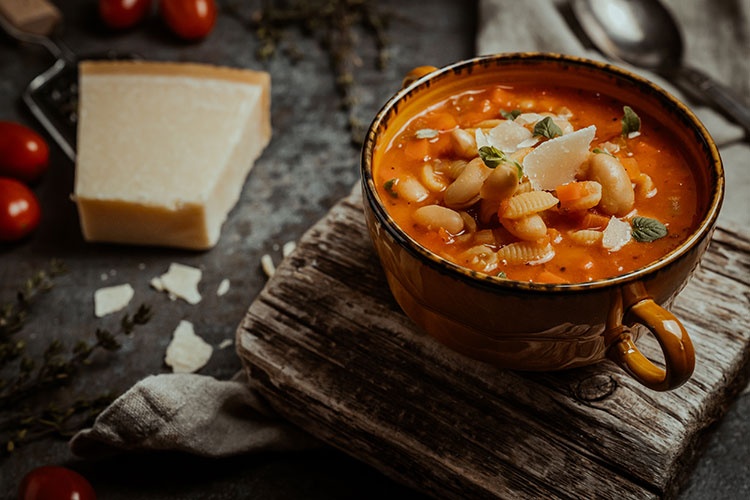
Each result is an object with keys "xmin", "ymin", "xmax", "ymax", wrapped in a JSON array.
[
  {"xmin": 0, "ymin": 263, "xmax": 154, "ymax": 455},
  {"xmin": 222, "ymin": 0, "xmax": 390, "ymax": 146}
]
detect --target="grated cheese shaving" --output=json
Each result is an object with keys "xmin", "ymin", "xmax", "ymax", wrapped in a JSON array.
[
  {"xmin": 602, "ymin": 217, "xmax": 632, "ymax": 252},
  {"xmin": 152, "ymin": 263, "xmax": 202, "ymax": 304},
  {"xmin": 94, "ymin": 283, "xmax": 134, "ymax": 317},
  {"xmin": 522, "ymin": 125, "xmax": 596, "ymax": 191},
  {"xmin": 165, "ymin": 320, "xmax": 213, "ymax": 373},
  {"xmin": 216, "ymin": 278, "xmax": 230, "ymax": 297}
]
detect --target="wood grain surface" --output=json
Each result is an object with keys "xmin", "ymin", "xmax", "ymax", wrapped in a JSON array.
[{"xmin": 238, "ymin": 188, "xmax": 750, "ymax": 500}]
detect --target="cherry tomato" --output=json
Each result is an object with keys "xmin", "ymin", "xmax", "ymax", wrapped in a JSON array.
[
  {"xmin": 0, "ymin": 178, "xmax": 40, "ymax": 242},
  {"xmin": 18, "ymin": 466, "xmax": 95, "ymax": 500},
  {"xmin": 99, "ymin": 0, "xmax": 152, "ymax": 30},
  {"xmin": 160, "ymin": 0, "xmax": 216, "ymax": 40},
  {"xmin": 0, "ymin": 121, "xmax": 49, "ymax": 184}
]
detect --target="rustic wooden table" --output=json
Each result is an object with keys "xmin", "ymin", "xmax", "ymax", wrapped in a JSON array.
[{"xmin": 0, "ymin": 1, "xmax": 747, "ymax": 499}]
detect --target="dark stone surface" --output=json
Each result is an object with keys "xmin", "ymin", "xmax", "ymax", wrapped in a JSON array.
[{"xmin": 0, "ymin": 0, "xmax": 746, "ymax": 498}]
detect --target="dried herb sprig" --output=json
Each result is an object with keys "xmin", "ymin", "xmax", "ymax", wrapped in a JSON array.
[
  {"xmin": 0, "ymin": 260, "xmax": 67, "ymax": 370},
  {"xmin": 0, "ymin": 304, "xmax": 153, "ymax": 408},
  {"xmin": 222, "ymin": 0, "xmax": 390, "ymax": 146}
]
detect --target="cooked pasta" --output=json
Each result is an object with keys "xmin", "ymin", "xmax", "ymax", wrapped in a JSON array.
[
  {"xmin": 568, "ymin": 229, "xmax": 603, "ymax": 246},
  {"xmin": 497, "ymin": 241, "xmax": 555, "ymax": 265},
  {"xmin": 499, "ymin": 191, "xmax": 559, "ymax": 219}
]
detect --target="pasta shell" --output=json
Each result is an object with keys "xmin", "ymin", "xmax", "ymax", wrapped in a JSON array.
[
  {"xmin": 568, "ymin": 229, "xmax": 603, "ymax": 246},
  {"xmin": 500, "ymin": 190, "xmax": 559, "ymax": 219},
  {"xmin": 497, "ymin": 241, "xmax": 555, "ymax": 265}
]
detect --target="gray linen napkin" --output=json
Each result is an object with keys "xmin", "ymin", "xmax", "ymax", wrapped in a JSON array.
[{"xmin": 70, "ymin": 0, "xmax": 750, "ymax": 458}]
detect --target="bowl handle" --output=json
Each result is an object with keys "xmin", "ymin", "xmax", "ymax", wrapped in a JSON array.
[
  {"xmin": 402, "ymin": 66, "xmax": 438, "ymax": 89},
  {"xmin": 607, "ymin": 298, "xmax": 695, "ymax": 391}
]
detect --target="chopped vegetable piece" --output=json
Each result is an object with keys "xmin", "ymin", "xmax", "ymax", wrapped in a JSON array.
[
  {"xmin": 405, "ymin": 139, "xmax": 430, "ymax": 160},
  {"xmin": 620, "ymin": 157, "xmax": 641, "ymax": 180},
  {"xmin": 555, "ymin": 182, "xmax": 586, "ymax": 205},
  {"xmin": 621, "ymin": 106, "xmax": 641, "ymax": 135},
  {"xmin": 415, "ymin": 128, "xmax": 439, "ymax": 139},
  {"xmin": 500, "ymin": 109, "xmax": 521, "ymax": 120},
  {"xmin": 631, "ymin": 216, "xmax": 668, "ymax": 242},
  {"xmin": 384, "ymin": 178, "xmax": 398, "ymax": 198},
  {"xmin": 533, "ymin": 116, "xmax": 563, "ymax": 139}
]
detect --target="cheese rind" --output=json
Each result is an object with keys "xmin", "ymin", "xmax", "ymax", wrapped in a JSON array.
[{"xmin": 74, "ymin": 61, "xmax": 271, "ymax": 249}]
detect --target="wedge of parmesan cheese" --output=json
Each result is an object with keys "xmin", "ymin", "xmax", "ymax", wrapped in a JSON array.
[
  {"xmin": 523, "ymin": 125, "xmax": 596, "ymax": 191},
  {"xmin": 602, "ymin": 217, "xmax": 632, "ymax": 252},
  {"xmin": 151, "ymin": 263, "xmax": 202, "ymax": 304},
  {"xmin": 94, "ymin": 283, "xmax": 134, "ymax": 317},
  {"xmin": 165, "ymin": 320, "xmax": 213, "ymax": 373},
  {"xmin": 74, "ymin": 61, "xmax": 271, "ymax": 250}
]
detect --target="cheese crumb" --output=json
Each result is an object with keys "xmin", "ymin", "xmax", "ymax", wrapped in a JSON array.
[
  {"xmin": 165, "ymin": 320, "xmax": 213, "ymax": 373},
  {"xmin": 282, "ymin": 241, "xmax": 296, "ymax": 258},
  {"xmin": 602, "ymin": 217, "xmax": 632, "ymax": 252},
  {"xmin": 261, "ymin": 254, "xmax": 276, "ymax": 278},
  {"xmin": 218, "ymin": 339, "xmax": 233, "ymax": 349},
  {"xmin": 94, "ymin": 284, "xmax": 134, "ymax": 317},
  {"xmin": 152, "ymin": 263, "xmax": 202, "ymax": 304},
  {"xmin": 216, "ymin": 278, "xmax": 230, "ymax": 297}
]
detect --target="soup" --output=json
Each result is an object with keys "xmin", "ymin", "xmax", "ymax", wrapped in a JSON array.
[{"xmin": 374, "ymin": 84, "xmax": 700, "ymax": 284}]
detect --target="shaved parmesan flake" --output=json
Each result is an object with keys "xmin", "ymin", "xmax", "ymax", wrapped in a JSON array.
[
  {"xmin": 165, "ymin": 320, "xmax": 213, "ymax": 373},
  {"xmin": 485, "ymin": 121, "xmax": 532, "ymax": 153},
  {"xmin": 218, "ymin": 339, "xmax": 233, "ymax": 349},
  {"xmin": 523, "ymin": 125, "xmax": 596, "ymax": 190},
  {"xmin": 516, "ymin": 137, "xmax": 540, "ymax": 149},
  {"xmin": 282, "ymin": 241, "xmax": 296, "ymax": 257},
  {"xmin": 216, "ymin": 278, "xmax": 230, "ymax": 297},
  {"xmin": 94, "ymin": 284, "xmax": 134, "ymax": 317},
  {"xmin": 475, "ymin": 128, "xmax": 490, "ymax": 150},
  {"xmin": 514, "ymin": 113, "xmax": 545, "ymax": 126},
  {"xmin": 602, "ymin": 217, "xmax": 632, "ymax": 251},
  {"xmin": 149, "ymin": 277, "xmax": 164, "ymax": 291},
  {"xmin": 153, "ymin": 263, "xmax": 202, "ymax": 304}
]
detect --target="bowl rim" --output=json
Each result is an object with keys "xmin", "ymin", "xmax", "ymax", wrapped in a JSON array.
[{"xmin": 360, "ymin": 52, "xmax": 724, "ymax": 294}]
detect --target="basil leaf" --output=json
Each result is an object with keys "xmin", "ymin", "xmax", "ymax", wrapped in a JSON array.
[
  {"xmin": 533, "ymin": 116, "xmax": 563, "ymax": 139},
  {"xmin": 500, "ymin": 109, "xmax": 521, "ymax": 121},
  {"xmin": 621, "ymin": 106, "xmax": 641, "ymax": 135},
  {"xmin": 384, "ymin": 178, "xmax": 398, "ymax": 198},
  {"xmin": 497, "ymin": 271, "xmax": 507, "ymax": 279},
  {"xmin": 592, "ymin": 147, "xmax": 615, "ymax": 157},
  {"xmin": 415, "ymin": 128, "xmax": 439, "ymax": 139},
  {"xmin": 478, "ymin": 146, "xmax": 506, "ymax": 168},
  {"xmin": 513, "ymin": 160, "xmax": 524, "ymax": 180},
  {"xmin": 631, "ymin": 216, "xmax": 667, "ymax": 242}
]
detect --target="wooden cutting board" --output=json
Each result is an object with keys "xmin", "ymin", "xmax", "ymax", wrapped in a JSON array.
[{"xmin": 237, "ymin": 188, "xmax": 750, "ymax": 500}]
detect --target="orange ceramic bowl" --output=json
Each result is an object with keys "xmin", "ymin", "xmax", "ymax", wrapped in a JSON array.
[{"xmin": 360, "ymin": 53, "xmax": 723, "ymax": 391}]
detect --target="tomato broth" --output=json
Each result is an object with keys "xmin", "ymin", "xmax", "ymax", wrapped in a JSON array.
[{"xmin": 374, "ymin": 84, "xmax": 699, "ymax": 284}]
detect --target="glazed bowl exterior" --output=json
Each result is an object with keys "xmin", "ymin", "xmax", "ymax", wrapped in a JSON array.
[{"xmin": 360, "ymin": 53, "xmax": 724, "ymax": 391}]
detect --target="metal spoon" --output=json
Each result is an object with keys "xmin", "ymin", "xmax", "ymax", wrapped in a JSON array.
[{"xmin": 572, "ymin": 0, "xmax": 750, "ymax": 136}]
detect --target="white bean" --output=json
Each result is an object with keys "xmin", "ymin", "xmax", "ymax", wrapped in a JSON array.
[
  {"xmin": 587, "ymin": 153, "xmax": 635, "ymax": 216},
  {"xmin": 413, "ymin": 205, "xmax": 464, "ymax": 234},
  {"xmin": 451, "ymin": 128, "xmax": 477, "ymax": 158},
  {"xmin": 444, "ymin": 158, "xmax": 491, "ymax": 209},
  {"xmin": 501, "ymin": 214, "xmax": 547, "ymax": 241},
  {"xmin": 480, "ymin": 162, "xmax": 518, "ymax": 201},
  {"xmin": 396, "ymin": 175, "xmax": 430, "ymax": 203}
]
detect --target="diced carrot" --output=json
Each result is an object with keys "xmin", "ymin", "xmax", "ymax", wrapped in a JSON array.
[
  {"xmin": 405, "ymin": 139, "xmax": 430, "ymax": 161},
  {"xmin": 582, "ymin": 212, "xmax": 610, "ymax": 229},
  {"xmin": 458, "ymin": 111, "xmax": 490, "ymax": 127},
  {"xmin": 620, "ymin": 157, "xmax": 641, "ymax": 180},
  {"xmin": 537, "ymin": 271, "xmax": 570, "ymax": 284},
  {"xmin": 429, "ymin": 134, "xmax": 452, "ymax": 156},
  {"xmin": 428, "ymin": 112, "xmax": 458, "ymax": 130},
  {"xmin": 489, "ymin": 87, "xmax": 510, "ymax": 106},
  {"xmin": 555, "ymin": 182, "xmax": 586, "ymax": 205}
]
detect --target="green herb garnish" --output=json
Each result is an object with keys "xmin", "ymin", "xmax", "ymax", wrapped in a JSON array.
[
  {"xmin": 384, "ymin": 179, "xmax": 398, "ymax": 198},
  {"xmin": 415, "ymin": 128, "xmax": 438, "ymax": 139},
  {"xmin": 478, "ymin": 146, "xmax": 506, "ymax": 168},
  {"xmin": 592, "ymin": 147, "xmax": 615, "ymax": 157},
  {"xmin": 500, "ymin": 109, "xmax": 521, "ymax": 121},
  {"xmin": 621, "ymin": 106, "xmax": 641, "ymax": 135},
  {"xmin": 631, "ymin": 216, "xmax": 668, "ymax": 242},
  {"xmin": 478, "ymin": 146, "xmax": 523, "ymax": 178},
  {"xmin": 533, "ymin": 116, "xmax": 563, "ymax": 139}
]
